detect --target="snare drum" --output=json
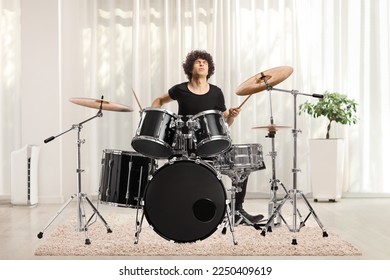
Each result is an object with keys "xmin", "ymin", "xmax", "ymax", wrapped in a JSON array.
[
  {"xmin": 131, "ymin": 108, "xmax": 177, "ymax": 159},
  {"xmin": 190, "ymin": 110, "xmax": 231, "ymax": 157},
  {"xmin": 99, "ymin": 150, "xmax": 156, "ymax": 208},
  {"xmin": 143, "ymin": 159, "xmax": 226, "ymax": 243},
  {"xmin": 214, "ymin": 143, "xmax": 265, "ymax": 174}
]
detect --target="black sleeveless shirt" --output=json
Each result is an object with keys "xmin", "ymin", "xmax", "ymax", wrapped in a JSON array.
[{"xmin": 168, "ymin": 82, "xmax": 227, "ymax": 116}]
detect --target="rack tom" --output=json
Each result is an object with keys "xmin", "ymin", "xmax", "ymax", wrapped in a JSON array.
[
  {"xmin": 189, "ymin": 110, "xmax": 231, "ymax": 157},
  {"xmin": 131, "ymin": 108, "xmax": 177, "ymax": 159}
]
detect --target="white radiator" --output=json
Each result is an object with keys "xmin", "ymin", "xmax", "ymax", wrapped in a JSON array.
[{"xmin": 11, "ymin": 145, "xmax": 40, "ymax": 206}]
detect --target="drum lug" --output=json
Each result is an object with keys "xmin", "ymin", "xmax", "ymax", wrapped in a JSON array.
[
  {"xmin": 216, "ymin": 171, "xmax": 222, "ymax": 180},
  {"xmin": 169, "ymin": 117, "xmax": 176, "ymax": 129},
  {"xmin": 168, "ymin": 157, "xmax": 177, "ymax": 165},
  {"xmin": 220, "ymin": 116, "xmax": 229, "ymax": 133},
  {"xmin": 187, "ymin": 118, "xmax": 200, "ymax": 131}
]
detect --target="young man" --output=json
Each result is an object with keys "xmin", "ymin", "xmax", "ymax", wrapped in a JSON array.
[{"xmin": 152, "ymin": 50, "xmax": 263, "ymax": 224}]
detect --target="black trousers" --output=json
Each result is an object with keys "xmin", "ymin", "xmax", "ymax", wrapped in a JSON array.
[{"xmin": 235, "ymin": 177, "xmax": 248, "ymax": 208}]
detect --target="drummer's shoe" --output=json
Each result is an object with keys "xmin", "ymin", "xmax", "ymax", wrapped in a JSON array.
[{"xmin": 235, "ymin": 209, "xmax": 264, "ymax": 225}]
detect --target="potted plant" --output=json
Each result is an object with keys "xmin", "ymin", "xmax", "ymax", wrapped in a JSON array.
[{"xmin": 299, "ymin": 91, "xmax": 358, "ymax": 201}]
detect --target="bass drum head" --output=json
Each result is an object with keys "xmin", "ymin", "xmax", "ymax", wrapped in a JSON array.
[{"xmin": 144, "ymin": 160, "xmax": 226, "ymax": 243}]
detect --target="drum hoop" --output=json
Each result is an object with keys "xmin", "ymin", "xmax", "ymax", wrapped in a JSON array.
[
  {"xmin": 231, "ymin": 143, "xmax": 262, "ymax": 149},
  {"xmin": 103, "ymin": 149, "xmax": 156, "ymax": 161},
  {"xmin": 196, "ymin": 135, "xmax": 231, "ymax": 147},
  {"xmin": 157, "ymin": 158, "xmax": 221, "ymax": 177},
  {"xmin": 100, "ymin": 200, "xmax": 141, "ymax": 209},
  {"xmin": 103, "ymin": 149, "xmax": 148, "ymax": 157},
  {"xmin": 142, "ymin": 107, "xmax": 177, "ymax": 117},
  {"xmin": 190, "ymin": 109, "xmax": 224, "ymax": 119},
  {"xmin": 132, "ymin": 135, "xmax": 173, "ymax": 150},
  {"xmin": 196, "ymin": 141, "xmax": 231, "ymax": 157}
]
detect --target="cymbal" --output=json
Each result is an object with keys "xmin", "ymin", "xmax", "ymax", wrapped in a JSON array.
[
  {"xmin": 236, "ymin": 66, "xmax": 294, "ymax": 96},
  {"xmin": 69, "ymin": 97, "xmax": 133, "ymax": 112},
  {"xmin": 252, "ymin": 124, "xmax": 291, "ymax": 132}
]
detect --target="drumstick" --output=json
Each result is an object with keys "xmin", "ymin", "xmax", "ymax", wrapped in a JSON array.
[
  {"xmin": 132, "ymin": 88, "xmax": 143, "ymax": 112},
  {"xmin": 238, "ymin": 94, "xmax": 253, "ymax": 109}
]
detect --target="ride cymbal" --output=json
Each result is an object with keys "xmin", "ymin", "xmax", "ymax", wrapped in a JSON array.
[
  {"xmin": 69, "ymin": 97, "xmax": 133, "ymax": 112},
  {"xmin": 236, "ymin": 66, "xmax": 293, "ymax": 96}
]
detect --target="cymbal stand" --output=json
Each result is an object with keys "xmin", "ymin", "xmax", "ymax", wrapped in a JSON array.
[
  {"xmin": 264, "ymin": 90, "xmax": 303, "ymax": 231},
  {"xmin": 37, "ymin": 99, "xmax": 112, "ymax": 245},
  {"xmin": 260, "ymin": 87, "xmax": 328, "ymax": 245}
]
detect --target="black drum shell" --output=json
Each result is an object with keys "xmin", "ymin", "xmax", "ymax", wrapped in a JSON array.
[
  {"xmin": 190, "ymin": 110, "xmax": 231, "ymax": 157},
  {"xmin": 99, "ymin": 150, "xmax": 156, "ymax": 208},
  {"xmin": 132, "ymin": 108, "xmax": 177, "ymax": 159},
  {"xmin": 143, "ymin": 159, "xmax": 226, "ymax": 243}
]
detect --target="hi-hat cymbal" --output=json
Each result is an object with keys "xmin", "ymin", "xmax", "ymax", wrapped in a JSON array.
[
  {"xmin": 236, "ymin": 66, "xmax": 293, "ymax": 96},
  {"xmin": 69, "ymin": 97, "xmax": 133, "ymax": 112},
  {"xmin": 252, "ymin": 124, "xmax": 291, "ymax": 132}
]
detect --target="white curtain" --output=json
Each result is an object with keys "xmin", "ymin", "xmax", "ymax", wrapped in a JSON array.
[
  {"xmin": 1, "ymin": 0, "xmax": 389, "ymax": 198},
  {"xmin": 76, "ymin": 0, "xmax": 390, "ymax": 195},
  {"xmin": 0, "ymin": 0, "xmax": 20, "ymax": 196}
]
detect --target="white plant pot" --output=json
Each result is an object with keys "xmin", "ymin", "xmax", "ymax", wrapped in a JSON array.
[{"xmin": 309, "ymin": 139, "xmax": 344, "ymax": 202}]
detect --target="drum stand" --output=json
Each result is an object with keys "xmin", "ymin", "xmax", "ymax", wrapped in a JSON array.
[
  {"xmin": 260, "ymin": 87, "xmax": 328, "ymax": 245},
  {"xmin": 221, "ymin": 171, "xmax": 260, "ymax": 232},
  {"xmin": 223, "ymin": 190, "xmax": 239, "ymax": 245},
  {"xmin": 37, "ymin": 107, "xmax": 112, "ymax": 245}
]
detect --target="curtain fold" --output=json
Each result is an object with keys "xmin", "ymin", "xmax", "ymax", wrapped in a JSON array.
[
  {"xmin": 1, "ymin": 0, "xmax": 389, "ymax": 198},
  {"xmin": 76, "ymin": 0, "xmax": 390, "ymax": 195},
  {"xmin": 0, "ymin": 0, "xmax": 20, "ymax": 196}
]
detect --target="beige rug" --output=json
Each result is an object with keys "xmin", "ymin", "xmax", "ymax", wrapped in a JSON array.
[{"xmin": 35, "ymin": 214, "xmax": 361, "ymax": 257}]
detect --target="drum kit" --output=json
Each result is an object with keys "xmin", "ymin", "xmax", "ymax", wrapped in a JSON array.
[{"xmin": 37, "ymin": 66, "xmax": 328, "ymax": 246}]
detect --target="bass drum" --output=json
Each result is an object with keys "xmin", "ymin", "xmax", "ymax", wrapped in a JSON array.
[{"xmin": 143, "ymin": 159, "xmax": 226, "ymax": 243}]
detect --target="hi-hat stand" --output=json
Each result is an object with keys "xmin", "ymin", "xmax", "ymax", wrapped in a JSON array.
[
  {"xmin": 262, "ymin": 89, "xmax": 304, "ymax": 231},
  {"xmin": 260, "ymin": 87, "xmax": 328, "ymax": 245},
  {"xmin": 37, "ymin": 99, "xmax": 112, "ymax": 245}
]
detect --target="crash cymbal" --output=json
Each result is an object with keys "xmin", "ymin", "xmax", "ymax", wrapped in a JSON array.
[
  {"xmin": 69, "ymin": 97, "xmax": 133, "ymax": 112},
  {"xmin": 252, "ymin": 124, "xmax": 291, "ymax": 132},
  {"xmin": 236, "ymin": 66, "xmax": 293, "ymax": 96}
]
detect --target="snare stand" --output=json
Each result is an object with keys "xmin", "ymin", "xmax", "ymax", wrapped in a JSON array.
[
  {"xmin": 260, "ymin": 87, "xmax": 328, "ymax": 245},
  {"xmin": 222, "ymin": 171, "xmax": 259, "ymax": 229},
  {"xmin": 37, "ymin": 103, "xmax": 112, "ymax": 245}
]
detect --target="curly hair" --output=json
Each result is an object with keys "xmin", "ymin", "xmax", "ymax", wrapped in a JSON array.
[{"xmin": 182, "ymin": 50, "xmax": 215, "ymax": 80}]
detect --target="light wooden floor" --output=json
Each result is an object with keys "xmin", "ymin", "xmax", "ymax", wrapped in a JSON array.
[{"xmin": 0, "ymin": 197, "xmax": 389, "ymax": 260}]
